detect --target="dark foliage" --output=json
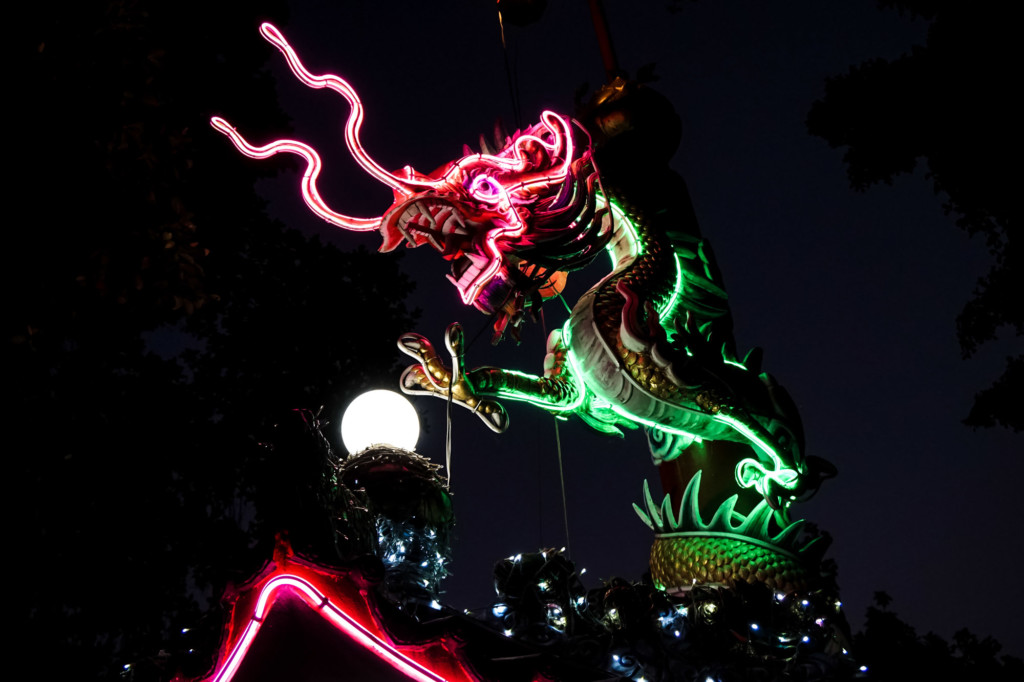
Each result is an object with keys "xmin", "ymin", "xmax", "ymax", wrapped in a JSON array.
[
  {"xmin": 10, "ymin": 2, "xmax": 417, "ymax": 680},
  {"xmin": 806, "ymin": 1, "xmax": 1020, "ymax": 430},
  {"xmin": 855, "ymin": 593, "xmax": 1023, "ymax": 681}
]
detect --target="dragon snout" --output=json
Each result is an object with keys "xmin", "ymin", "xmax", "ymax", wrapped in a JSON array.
[{"xmin": 380, "ymin": 195, "xmax": 472, "ymax": 255}]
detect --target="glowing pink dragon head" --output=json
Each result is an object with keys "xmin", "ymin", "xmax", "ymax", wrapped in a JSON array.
[{"xmin": 212, "ymin": 24, "xmax": 608, "ymax": 331}]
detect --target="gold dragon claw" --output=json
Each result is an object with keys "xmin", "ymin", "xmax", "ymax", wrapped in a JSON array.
[{"xmin": 397, "ymin": 323, "xmax": 510, "ymax": 433}]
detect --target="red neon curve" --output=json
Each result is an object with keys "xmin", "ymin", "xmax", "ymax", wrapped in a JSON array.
[
  {"xmin": 445, "ymin": 111, "xmax": 578, "ymax": 304},
  {"xmin": 210, "ymin": 117, "xmax": 381, "ymax": 231},
  {"xmin": 257, "ymin": 23, "xmax": 427, "ymax": 196},
  {"xmin": 213, "ymin": 23, "xmax": 590, "ymax": 308},
  {"xmin": 209, "ymin": 571, "xmax": 477, "ymax": 682}
]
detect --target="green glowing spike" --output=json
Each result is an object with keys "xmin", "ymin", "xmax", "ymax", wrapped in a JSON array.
[
  {"xmin": 684, "ymin": 470, "xmax": 704, "ymax": 529},
  {"xmin": 661, "ymin": 489, "xmax": 677, "ymax": 531},
  {"xmin": 642, "ymin": 479, "xmax": 665, "ymax": 529},
  {"xmin": 655, "ymin": 251, "xmax": 685, "ymax": 321},
  {"xmin": 633, "ymin": 501, "xmax": 654, "ymax": 530},
  {"xmin": 599, "ymin": 193, "xmax": 643, "ymax": 267},
  {"xmin": 639, "ymin": 472, "xmax": 823, "ymax": 557},
  {"xmin": 707, "ymin": 493, "xmax": 742, "ymax": 529}
]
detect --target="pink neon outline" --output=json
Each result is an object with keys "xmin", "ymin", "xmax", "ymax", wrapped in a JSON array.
[
  {"xmin": 446, "ymin": 111, "xmax": 577, "ymax": 304},
  {"xmin": 256, "ymin": 24, "xmax": 429, "ymax": 196},
  {"xmin": 210, "ymin": 117, "xmax": 379, "ymax": 231},
  {"xmin": 213, "ymin": 23, "xmax": 586, "ymax": 305},
  {"xmin": 211, "ymin": 574, "xmax": 458, "ymax": 682}
]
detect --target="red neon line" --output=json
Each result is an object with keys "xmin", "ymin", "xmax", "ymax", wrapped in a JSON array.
[
  {"xmin": 211, "ymin": 573, "xmax": 462, "ymax": 682},
  {"xmin": 210, "ymin": 117, "xmax": 380, "ymax": 232},
  {"xmin": 445, "ymin": 111, "xmax": 578, "ymax": 304},
  {"xmin": 214, "ymin": 23, "xmax": 591, "ymax": 309},
  {"xmin": 257, "ymin": 23, "xmax": 428, "ymax": 196}
]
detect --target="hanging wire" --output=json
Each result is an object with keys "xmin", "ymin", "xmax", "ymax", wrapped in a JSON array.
[
  {"xmin": 490, "ymin": 1, "xmax": 585, "ymax": 549},
  {"xmin": 445, "ymin": 373, "xmax": 454, "ymax": 487},
  {"xmin": 446, "ymin": 283, "xmax": 519, "ymax": 487},
  {"xmin": 555, "ymin": 291, "xmax": 573, "ymax": 315},
  {"xmin": 554, "ymin": 416, "xmax": 572, "ymax": 558},
  {"xmin": 537, "ymin": 417, "xmax": 545, "ymax": 547},
  {"xmin": 540, "ymin": 307, "xmax": 573, "ymax": 558},
  {"xmin": 538, "ymin": 308, "xmax": 550, "ymax": 549},
  {"xmin": 496, "ymin": 4, "xmax": 523, "ymax": 131},
  {"xmin": 466, "ymin": 314, "xmax": 496, "ymax": 350}
]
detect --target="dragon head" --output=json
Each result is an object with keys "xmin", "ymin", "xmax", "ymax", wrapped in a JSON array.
[
  {"xmin": 212, "ymin": 23, "xmax": 608, "ymax": 338},
  {"xmin": 378, "ymin": 114, "xmax": 609, "ymax": 318}
]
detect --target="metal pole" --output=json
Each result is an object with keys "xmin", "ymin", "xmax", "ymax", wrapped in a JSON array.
[{"xmin": 587, "ymin": 0, "xmax": 620, "ymax": 80}]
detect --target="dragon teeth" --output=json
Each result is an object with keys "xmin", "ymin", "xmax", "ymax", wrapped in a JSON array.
[{"xmin": 425, "ymin": 233, "xmax": 444, "ymax": 251}]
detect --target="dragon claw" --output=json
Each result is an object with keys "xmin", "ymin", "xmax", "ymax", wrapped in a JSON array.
[
  {"xmin": 471, "ymin": 399, "xmax": 510, "ymax": 433},
  {"xmin": 397, "ymin": 332, "xmax": 432, "ymax": 359},
  {"xmin": 399, "ymin": 364, "xmax": 441, "ymax": 394},
  {"xmin": 397, "ymin": 324, "xmax": 510, "ymax": 433}
]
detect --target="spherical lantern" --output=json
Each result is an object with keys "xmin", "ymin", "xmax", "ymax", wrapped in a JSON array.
[{"xmin": 341, "ymin": 390, "xmax": 420, "ymax": 454}]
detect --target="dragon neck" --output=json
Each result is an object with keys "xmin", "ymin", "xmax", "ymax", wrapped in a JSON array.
[
  {"xmin": 599, "ymin": 190, "xmax": 684, "ymax": 326},
  {"xmin": 570, "ymin": 182, "xmax": 736, "ymax": 409}
]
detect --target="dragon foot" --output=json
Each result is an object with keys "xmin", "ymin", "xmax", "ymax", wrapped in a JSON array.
[{"xmin": 398, "ymin": 322, "xmax": 509, "ymax": 433}]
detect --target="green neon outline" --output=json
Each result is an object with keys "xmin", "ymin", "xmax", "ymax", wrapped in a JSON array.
[
  {"xmin": 562, "ymin": 345, "xmax": 590, "ymax": 412},
  {"xmin": 713, "ymin": 413, "xmax": 801, "ymax": 500},
  {"xmin": 596, "ymin": 192, "xmax": 680, "ymax": 332},
  {"xmin": 655, "ymin": 251, "xmax": 684, "ymax": 320},
  {"xmin": 608, "ymin": 404, "xmax": 703, "ymax": 443},
  {"xmin": 491, "ymin": 326, "xmax": 587, "ymax": 413},
  {"xmin": 598, "ymin": 193, "xmax": 643, "ymax": 265},
  {"xmin": 604, "ymin": 400, "xmax": 802, "ymax": 502},
  {"xmin": 715, "ymin": 413, "xmax": 783, "ymax": 470},
  {"xmin": 510, "ymin": 193, "xmax": 792, "ymax": 501}
]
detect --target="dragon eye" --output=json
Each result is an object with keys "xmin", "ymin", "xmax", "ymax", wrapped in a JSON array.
[{"xmin": 469, "ymin": 175, "xmax": 502, "ymax": 202}]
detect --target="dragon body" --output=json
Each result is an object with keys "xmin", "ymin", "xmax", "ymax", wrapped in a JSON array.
[{"xmin": 214, "ymin": 24, "xmax": 834, "ymax": 596}]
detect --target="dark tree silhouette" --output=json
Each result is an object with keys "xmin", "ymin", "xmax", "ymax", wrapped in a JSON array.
[
  {"xmin": 806, "ymin": 1, "xmax": 1020, "ymax": 431},
  {"xmin": 10, "ymin": 3, "xmax": 417, "ymax": 680},
  {"xmin": 13, "ymin": 4, "xmax": 1018, "ymax": 681},
  {"xmin": 855, "ymin": 593, "xmax": 1023, "ymax": 681}
]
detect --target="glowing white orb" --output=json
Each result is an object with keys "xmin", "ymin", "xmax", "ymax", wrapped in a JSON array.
[{"xmin": 341, "ymin": 390, "xmax": 420, "ymax": 453}]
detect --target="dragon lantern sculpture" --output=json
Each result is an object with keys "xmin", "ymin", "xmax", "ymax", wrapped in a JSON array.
[{"xmin": 213, "ymin": 23, "xmax": 836, "ymax": 596}]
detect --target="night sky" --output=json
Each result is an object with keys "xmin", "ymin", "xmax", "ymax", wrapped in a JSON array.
[{"xmin": 245, "ymin": 0, "xmax": 1020, "ymax": 656}]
